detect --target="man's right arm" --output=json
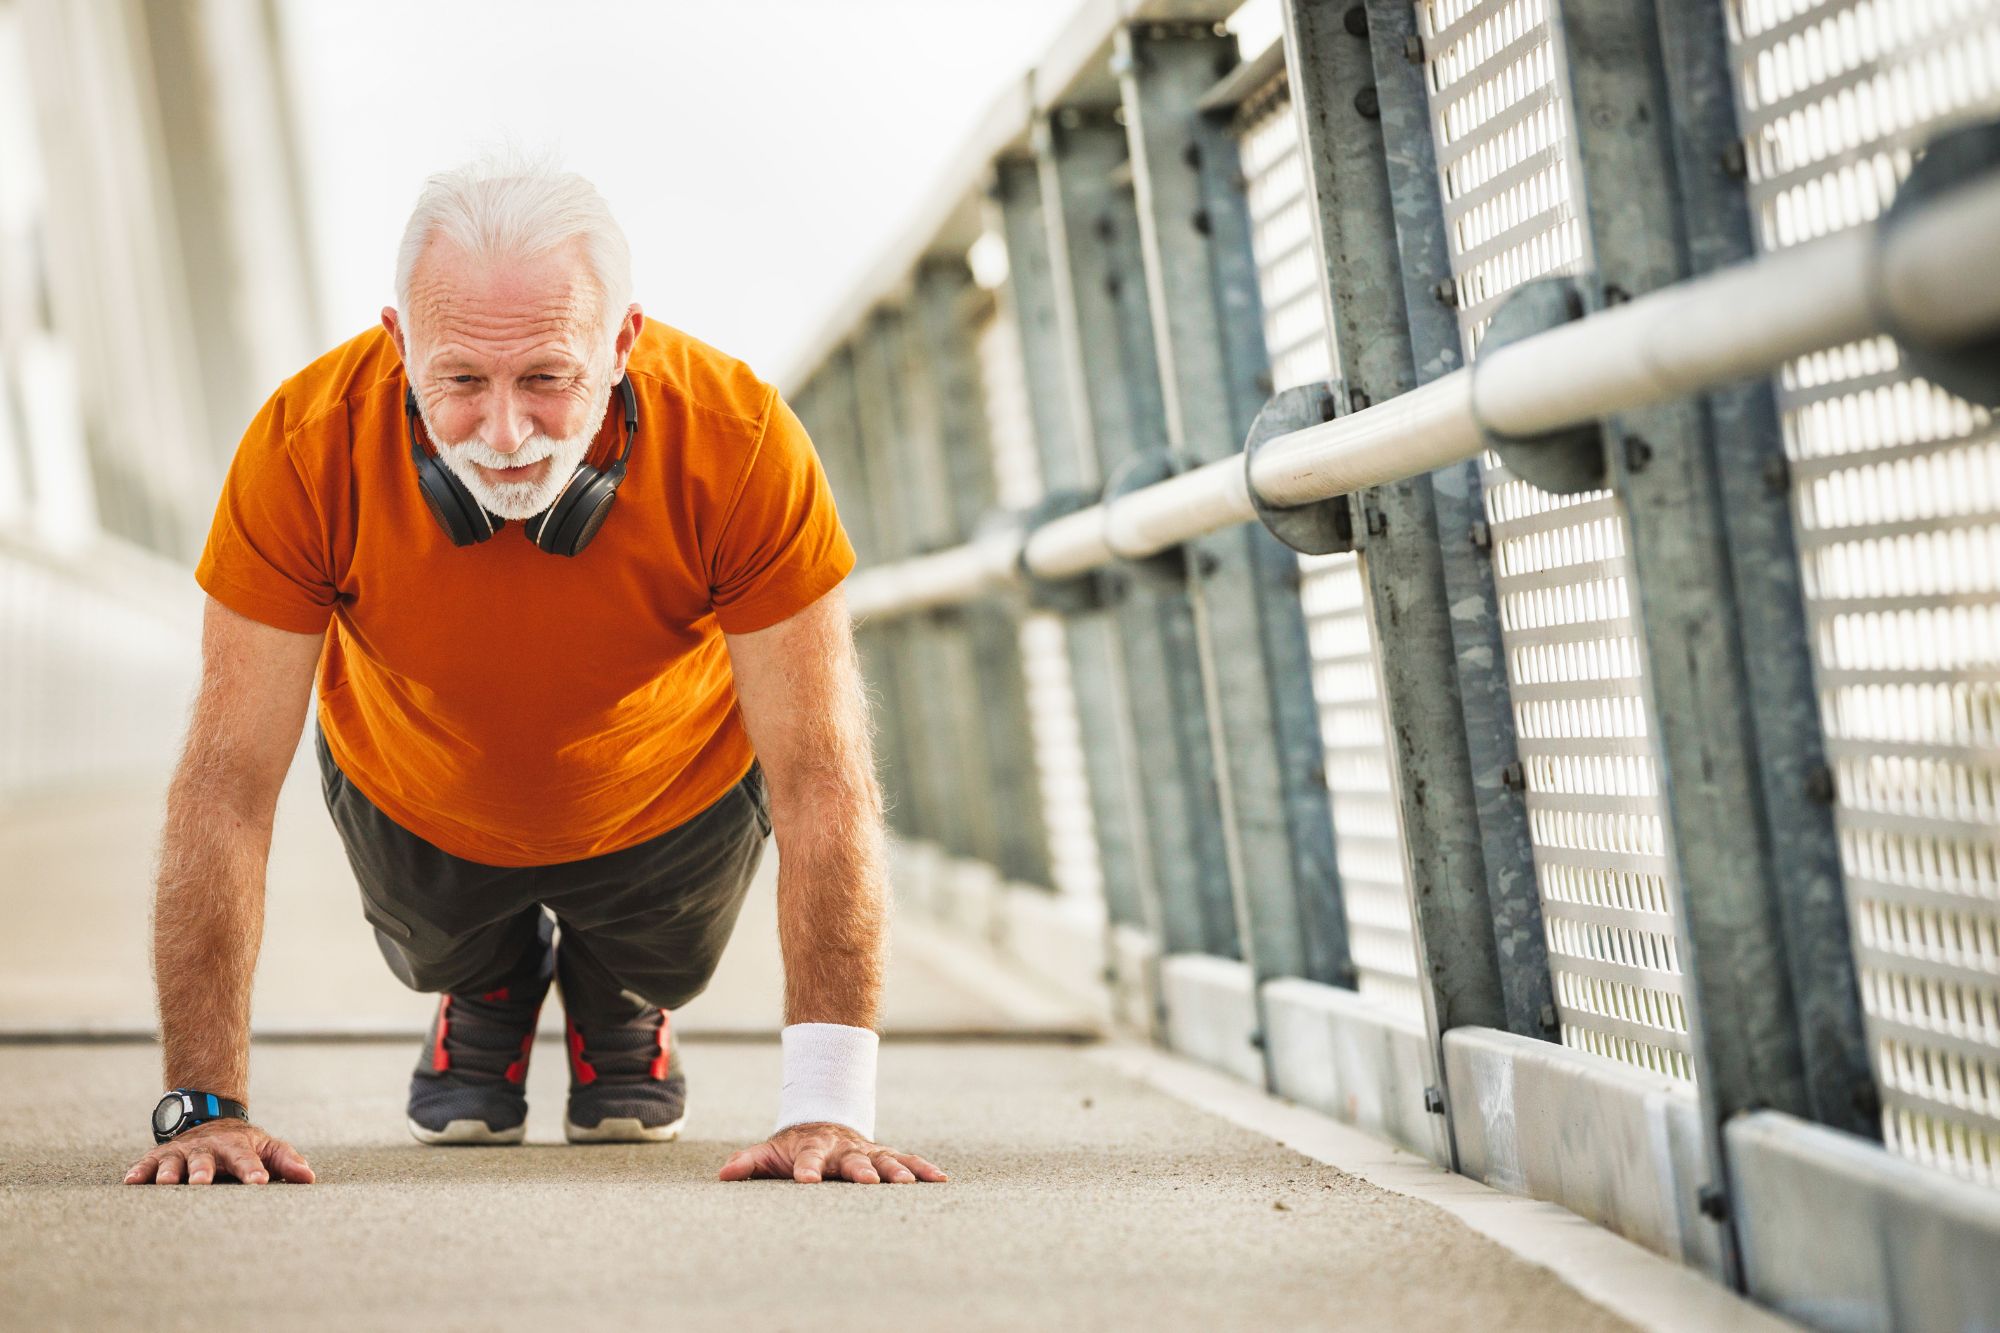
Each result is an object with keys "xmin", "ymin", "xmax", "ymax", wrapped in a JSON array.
[{"xmin": 123, "ymin": 596, "xmax": 324, "ymax": 1186}]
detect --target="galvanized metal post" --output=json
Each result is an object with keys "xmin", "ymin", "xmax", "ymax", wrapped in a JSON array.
[
  {"xmin": 1029, "ymin": 108, "xmax": 1242, "ymax": 960},
  {"xmin": 908, "ymin": 263, "xmax": 1042, "ymax": 879},
  {"xmin": 891, "ymin": 266, "xmax": 1010, "ymax": 869},
  {"xmin": 891, "ymin": 320, "xmax": 977, "ymax": 859},
  {"xmin": 804, "ymin": 347, "xmax": 915, "ymax": 837},
  {"xmin": 905, "ymin": 258, "xmax": 1055, "ymax": 885},
  {"xmin": 989, "ymin": 153, "xmax": 1149, "ymax": 915},
  {"xmin": 1030, "ymin": 112, "xmax": 1155, "ymax": 940},
  {"xmin": 1283, "ymin": 0, "xmax": 1558, "ymax": 1042},
  {"xmin": 1556, "ymin": 0, "xmax": 1876, "ymax": 1275},
  {"xmin": 1649, "ymin": 0, "xmax": 1877, "ymax": 1142},
  {"xmin": 850, "ymin": 313, "xmax": 958, "ymax": 848},
  {"xmin": 1116, "ymin": 20, "xmax": 1351, "ymax": 1032}
]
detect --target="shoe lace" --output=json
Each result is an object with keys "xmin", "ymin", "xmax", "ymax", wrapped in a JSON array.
[
  {"xmin": 437, "ymin": 991, "xmax": 542, "ymax": 1081},
  {"xmin": 572, "ymin": 1009, "xmax": 674, "ymax": 1082}
]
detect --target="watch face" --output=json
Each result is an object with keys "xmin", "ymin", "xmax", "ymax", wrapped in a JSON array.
[{"xmin": 153, "ymin": 1094, "xmax": 186, "ymax": 1136}]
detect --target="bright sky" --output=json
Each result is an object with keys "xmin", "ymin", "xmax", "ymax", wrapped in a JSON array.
[{"xmin": 276, "ymin": 0, "xmax": 1092, "ymax": 382}]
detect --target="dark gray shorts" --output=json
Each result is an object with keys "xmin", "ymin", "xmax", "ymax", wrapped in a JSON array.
[{"xmin": 313, "ymin": 723, "xmax": 770, "ymax": 1027}]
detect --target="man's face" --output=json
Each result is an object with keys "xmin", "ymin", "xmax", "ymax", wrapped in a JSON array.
[{"xmin": 395, "ymin": 239, "xmax": 615, "ymax": 521}]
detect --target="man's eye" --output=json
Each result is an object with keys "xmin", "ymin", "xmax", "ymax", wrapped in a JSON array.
[{"xmin": 449, "ymin": 375, "xmax": 479, "ymax": 385}]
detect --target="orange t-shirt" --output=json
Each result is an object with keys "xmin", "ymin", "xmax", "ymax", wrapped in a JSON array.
[{"xmin": 195, "ymin": 319, "xmax": 855, "ymax": 866}]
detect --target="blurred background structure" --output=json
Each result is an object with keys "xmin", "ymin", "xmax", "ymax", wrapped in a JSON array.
[{"xmin": 4, "ymin": 1, "xmax": 2000, "ymax": 1330}]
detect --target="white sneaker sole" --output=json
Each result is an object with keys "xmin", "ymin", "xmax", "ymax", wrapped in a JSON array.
[
  {"xmin": 563, "ymin": 1112, "xmax": 687, "ymax": 1144},
  {"xmin": 407, "ymin": 1117, "xmax": 527, "ymax": 1146}
]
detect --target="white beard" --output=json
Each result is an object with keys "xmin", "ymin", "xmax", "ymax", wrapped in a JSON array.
[{"xmin": 418, "ymin": 374, "xmax": 616, "ymax": 522}]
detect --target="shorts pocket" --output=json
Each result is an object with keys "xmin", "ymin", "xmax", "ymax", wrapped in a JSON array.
[{"xmin": 358, "ymin": 890, "xmax": 416, "ymax": 942}]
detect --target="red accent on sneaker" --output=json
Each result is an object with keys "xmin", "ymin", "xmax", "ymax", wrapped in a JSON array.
[
  {"xmin": 567, "ymin": 1019, "xmax": 597, "ymax": 1086},
  {"xmin": 648, "ymin": 1011, "xmax": 671, "ymax": 1081},
  {"xmin": 481, "ymin": 987, "xmax": 510, "ymax": 1003},
  {"xmin": 431, "ymin": 996, "xmax": 452, "ymax": 1073}
]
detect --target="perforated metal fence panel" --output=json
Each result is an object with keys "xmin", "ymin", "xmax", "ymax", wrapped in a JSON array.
[
  {"xmin": 1419, "ymin": 0, "xmax": 1697, "ymax": 1081},
  {"xmin": 1235, "ymin": 74, "xmax": 1424, "ymax": 1015},
  {"xmin": 1723, "ymin": 0, "xmax": 2000, "ymax": 1186},
  {"xmin": 974, "ymin": 305, "xmax": 1104, "ymax": 901}
]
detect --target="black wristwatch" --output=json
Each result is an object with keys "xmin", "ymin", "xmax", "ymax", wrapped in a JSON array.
[{"xmin": 152, "ymin": 1089, "xmax": 249, "ymax": 1143}]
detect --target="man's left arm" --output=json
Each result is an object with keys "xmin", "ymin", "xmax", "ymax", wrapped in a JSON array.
[{"xmin": 716, "ymin": 585, "xmax": 946, "ymax": 1185}]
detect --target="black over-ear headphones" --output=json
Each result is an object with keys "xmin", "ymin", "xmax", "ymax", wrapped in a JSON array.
[{"xmin": 405, "ymin": 374, "xmax": 639, "ymax": 557}]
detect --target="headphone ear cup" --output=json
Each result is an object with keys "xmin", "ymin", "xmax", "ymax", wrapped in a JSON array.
[
  {"xmin": 414, "ymin": 452, "xmax": 500, "ymax": 546},
  {"xmin": 528, "ymin": 467, "xmax": 619, "ymax": 557}
]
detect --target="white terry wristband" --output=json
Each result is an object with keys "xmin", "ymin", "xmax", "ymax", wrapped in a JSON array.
[{"xmin": 774, "ymin": 1022, "xmax": 879, "ymax": 1140}]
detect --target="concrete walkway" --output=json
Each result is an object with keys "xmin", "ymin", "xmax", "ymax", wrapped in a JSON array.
[
  {"xmin": 6, "ymin": 1037, "xmax": 1648, "ymax": 1332},
  {"xmin": 0, "ymin": 758, "xmax": 1790, "ymax": 1331}
]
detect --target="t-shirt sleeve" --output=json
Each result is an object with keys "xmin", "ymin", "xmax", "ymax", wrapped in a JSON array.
[
  {"xmin": 193, "ymin": 387, "xmax": 339, "ymax": 635},
  {"xmin": 708, "ymin": 387, "xmax": 858, "ymax": 634}
]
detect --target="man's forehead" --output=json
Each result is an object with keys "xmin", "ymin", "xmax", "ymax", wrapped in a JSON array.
[{"xmin": 405, "ymin": 237, "xmax": 600, "ymax": 351}]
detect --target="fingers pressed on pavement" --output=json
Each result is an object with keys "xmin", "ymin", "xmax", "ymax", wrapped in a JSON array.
[
  {"xmin": 827, "ymin": 1146, "xmax": 877, "ymax": 1184},
  {"xmin": 872, "ymin": 1150, "xmax": 915, "ymax": 1184},
  {"xmin": 724, "ymin": 1146, "xmax": 776, "ymax": 1181},
  {"xmin": 123, "ymin": 1131, "xmax": 319, "ymax": 1186},
  {"xmin": 271, "ymin": 1145, "xmax": 315, "ymax": 1184},
  {"xmin": 718, "ymin": 1134, "xmax": 948, "ymax": 1185},
  {"xmin": 227, "ymin": 1148, "xmax": 269, "ymax": 1185}
]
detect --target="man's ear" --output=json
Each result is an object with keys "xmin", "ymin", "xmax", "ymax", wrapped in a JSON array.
[
  {"xmin": 611, "ymin": 303, "xmax": 643, "ymax": 380},
  {"xmin": 381, "ymin": 307, "xmax": 408, "ymax": 366}
]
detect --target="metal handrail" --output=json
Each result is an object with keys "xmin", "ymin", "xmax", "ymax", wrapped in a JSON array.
[{"xmin": 844, "ymin": 158, "xmax": 2000, "ymax": 621}]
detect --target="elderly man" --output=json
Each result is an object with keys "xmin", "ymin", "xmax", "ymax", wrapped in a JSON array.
[{"xmin": 123, "ymin": 157, "xmax": 943, "ymax": 1188}]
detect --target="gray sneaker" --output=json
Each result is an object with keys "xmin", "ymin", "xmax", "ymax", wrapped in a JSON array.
[
  {"xmin": 562, "ymin": 1008, "xmax": 687, "ymax": 1143},
  {"xmin": 406, "ymin": 968, "xmax": 551, "ymax": 1146}
]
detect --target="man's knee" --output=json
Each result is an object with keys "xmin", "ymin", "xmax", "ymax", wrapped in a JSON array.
[
  {"xmin": 559, "ymin": 929, "xmax": 727, "ymax": 1013},
  {"xmin": 372, "ymin": 914, "xmax": 551, "ymax": 996},
  {"xmin": 551, "ymin": 839, "xmax": 761, "ymax": 1011}
]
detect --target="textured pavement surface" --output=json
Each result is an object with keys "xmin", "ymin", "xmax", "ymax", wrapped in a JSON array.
[
  {"xmin": 0, "ymin": 758, "xmax": 1700, "ymax": 1331},
  {"xmin": 0, "ymin": 1039, "xmax": 1636, "ymax": 1333}
]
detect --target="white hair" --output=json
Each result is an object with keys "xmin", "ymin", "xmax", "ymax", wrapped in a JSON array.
[{"xmin": 394, "ymin": 151, "xmax": 632, "ymax": 341}]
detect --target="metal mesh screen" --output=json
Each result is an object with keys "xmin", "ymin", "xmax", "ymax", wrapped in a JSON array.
[
  {"xmin": 1235, "ymin": 75, "xmax": 1424, "ymax": 1013},
  {"xmin": 1419, "ymin": 0, "xmax": 1696, "ymax": 1081},
  {"xmin": 974, "ymin": 305, "xmax": 1104, "ymax": 900},
  {"xmin": 1723, "ymin": 0, "xmax": 2000, "ymax": 1186}
]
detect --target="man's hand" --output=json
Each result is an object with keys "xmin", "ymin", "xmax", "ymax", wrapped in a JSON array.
[
  {"xmin": 123, "ymin": 1120, "xmax": 316, "ymax": 1186},
  {"xmin": 718, "ymin": 1122, "xmax": 946, "ymax": 1185}
]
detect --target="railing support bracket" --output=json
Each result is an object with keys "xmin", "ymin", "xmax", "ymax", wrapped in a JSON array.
[
  {"xmin": 1475, "ymin": 277, "xmax": 1608, "ymax": 495},
  {"xmin": 1012, "ymin": 493, "xmax": 1112, "ymax": 614},
  {"xmin": 1103, "ymin": 449, "xmax": 1195, "ymax": 588},
  {"xmin": 1879, "ymin": 120, "xmax": 2000, "ymax": 407},
  {"xmin": 1244, "ymin": 380, "xmax": 1355, "ymax": 555}
]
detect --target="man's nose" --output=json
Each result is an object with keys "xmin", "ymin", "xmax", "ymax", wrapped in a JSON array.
[{"xmin": 481, "ymin": 387, "xmax": 533, "ymax": 454}]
